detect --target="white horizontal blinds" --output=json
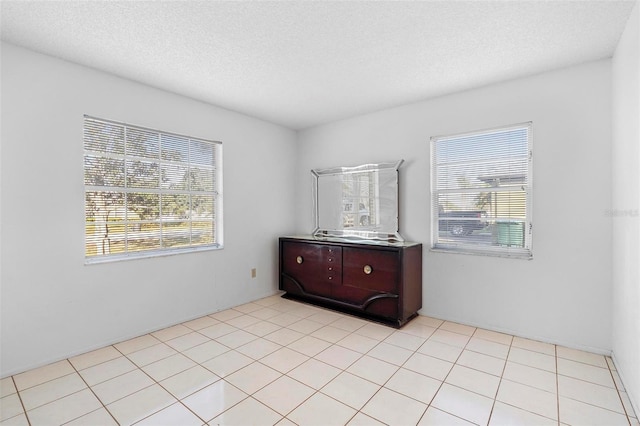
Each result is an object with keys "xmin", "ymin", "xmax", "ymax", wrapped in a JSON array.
[
  {"xmin": 84, "ymin": 116, "xmax": 219, "ymax": 259},
  {"xmin": 432, "ymin": 123, "xmax": 532, "ymax": 257}
]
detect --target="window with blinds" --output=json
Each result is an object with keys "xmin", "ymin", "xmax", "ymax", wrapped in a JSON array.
[
  {"xmin": 84, "ymin": 116, "xmax": 222, "ymax": 262},
  {"xmin": 431, "ymin": 123, "xmax": 532, "ymax": 258}
]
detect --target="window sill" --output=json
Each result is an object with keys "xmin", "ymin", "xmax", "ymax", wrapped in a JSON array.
[
  {"xmin": 430, "ymin": 246, "xmax": 533, "ymax": 260},
  {"xmin": 85, "ymin": 244, "xmax": 223, "ymax": 265}
]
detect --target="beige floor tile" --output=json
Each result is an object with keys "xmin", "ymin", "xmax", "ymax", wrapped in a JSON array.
[
  {"xmin": 508, "ymin": 346, "xmax": 556, "ymax": 372},
  {"xmin": 0, "ymin": 394, "xmax": 23, "ymax": 421},
  {"xmin": 260, "ymin": 347, "xmax": 309, "ymax": 374},
  {"xmin": 285, "ymin": 318, "xmax": 325, "ymax": 335},
  {"xmin": 557, "ymin": 346, "xmax": 608, "ymax": 368},
  {"xmin": 243, "ymin": 320, "xmax": 282, "ymax": 337},
  {"xmin": 404, "ymin": 352, "xmax": 454, "ymax": 381},
  {"xmin": 215, "ymin": 329, "xmax": 258, "ymax": 349},
  {"xmin": 497, "ymin": 379, "xmax": 558, "ymax": 420},
  {"xmin": 142, "ymin": 353, "xmax": 196, "ymax": 382},
  {"xmin": 414, "ymin": 316, "xmax": 445, "ymax": 329},
  {"xmin": 511, "ymin": 336, "xmax": 556, "ymax": 355},
  {"xmin": 559, "ymin": 395, "xmax": 630, "ymax": 425},
  {"xmin": 182, "ymin": 315, "xmax": 220, "ymax": 331},
  {"xmin": 456, "ymin": 349, "xmax": 505, "ymax": 376},
  {"xmin": 314, "ymin": 344, "xmax": 362, "ymax": 370},
  {"xmin": 225, "ymin": 362, "xmax": 281, "ymax": 394},
  {"xmin": 183, "ymin": 340, "xmax": 230, "ymax": 364},
  {"xmin": 431, "ymin": 383, "xmax": 494, "ymax": 425},
  {"xmin": 429, "ymin": 329, "xmax": 472, "ymax": 348},
  {"xmin": 248, "ymin": 307, "xmax": 281, "ymax": 320},
  {"xmin": 253, "ymin": 376, "xmax": 315, "ymax": 416},
  {"xmin": 346, "ymin": 355, "xmax": 398, "ymax": 385},
  {"xmin": 288, "ymin": 358, "xmax": 341, "ymax": 390},
  {"xmin": 114, "ymin": 334, "xmax": 160, "ymax": 355},
  {"xmin": 0, "ymin": 378, "xmax": 16, "ymax": 398},
  {"xmin": 236, "ymin": 337, "xmax": 283, "ymax": 359},
  {"xmin": 330, "ymin": 316, "xmax": 367, "ymax": 332},
  {"xmin": 0, "ymin": 412, "xmax": 29, "ymax": 426},
  {"xmin": 211, "ymin": 397, "xmax": 282, "ymax": 426},
  {"xmin": 473, "ymin": 328, "xmax": 514, "ymax": 345},
  {"xmin": 164, "ymin": 332, "xmax": 210, "ymax": 352},
  {"xmin": 466, "ymin": 336, "xmax": 510, "ymax": 359},
  {"xmin": 490, "ymin": 401, "xmax": 557, "ymax": 425},
  {"xmin": 264, "ymin": 328, "xmax": 305, "ymax": 346},
  {"xmin": 181, "ymin": 380, "xmax": 247, "ymax": 422},
  {"xmin": 321, "ymin": 372, "xmax": 381, "ymax": 410},
  {"xmin": 383, "ymin": 330, "xmax": 426, "ymax": 351},
  {"xmin": 417, "ymin": 339, "xmax": 464, "ymax": 362},
  {"xmin": 151, "ymin": 324, "xmax": 192, "ymax": 342},
  {"xmin": 347, "ymin": 412, "xmax": 386, "ymax": 425},
  {"xmin": 367, "ymin": 341, "xmax": 413, "ymax": 366},
  {"xmin": 209, "ymin": 308, "xmax": 244, "ymax": 321},
  {"xmin": 310, "ymin": 326, "xmax": 351, "ymax": 343},
  {"xmin": 446, "ymin": 364, "xmax": 501, "ymax": 398},
  {"xmin": 401, "ymin": 323, "xmax": 438, "ymax": 340},
  {"xmin": 269, "ymin": 313, "xmax": 302, "ymax": 327},
  {"xmin": 26, "ymin": 389, "xmax": 102, "ymax": 426},
  {"xmin": 200, "ymin": 350, "xmax": 253, "ymax": 378},
  {"xmin": 20, "ymin": 373, "xmax": 86, "ymax": 411},
  {"xmin": 159, "ymin": 365, "xmax": 219, "ymax": 400},
  {"xmin": 385, "ymin": 368, "xmax": 441, "ymax": 404},
  {"xmin": 362, "ymin": 387, "xmax": 427, "ymax": 425},
  {"xmin": 135, "ymin": 402, "xmax": 203, "ymax": 426},
  {"xmin": 440, "ymin": 321, "xmax": 476, "ymax": 336},
  {"xmin": 13, "ymin": 360, "xmax": 75, "ymax": 391},
  {"xmin": 306, "ymin": 311, "xmax": 343, "ymax": 325},
  {"xmin": 353, "ymin": 323, "xmax": 394, "ymax": 341},
  {"xmin": 198, "ymin": 322, "xmax": 237, "ymax": 340},
  {"xmin": 558, "ymin": 375, "xmax": 625, "ymax": 413},
  {"xmin": 91, "ymin": 369, "xmax": 154, "ymax": 405},
  {"xmin": 418, "ymin": 406, "xmax": 475, "ymax": 425},
  {"xmin": 287, "ymin": 392, "xmax": 357, "ymax": 426},
  {"xmin": 557, "ymin": 357, "xmax": 615, "ymax": 387},
  {"xmin": 233, "ymin": 302, "xmax": 263, "ymax": 314},
  {"xmin": 69, "ymin": 346, "xmax": 121, "ymax": 371},
  {"xmin": 286, "ymin": 335, "xmax": 331, "ymax": 357},
  {"xmin": 126, "ymin": 343, "xmax": 178, "ymax": 367},
  {"xmin": 225, "ymin": 314, "xmax": 262, "ymax": 329},
  {"xmin": 502, "ymin": 361, "xmax": 557, "ymax": 393},
  {"xmin": 64, "ymin": 407, "xmax": 118, "ymax": 426},
  {"xmin": 106, "ymin": 385, "xmax": 175, "ymax": 426},
  {"xmin": 78, "ymin": 356, "xmax": 137, "ymax": 386},
  {"xmin": 336, "ymin": 333, "xmax": 378, "ymax": 353}
]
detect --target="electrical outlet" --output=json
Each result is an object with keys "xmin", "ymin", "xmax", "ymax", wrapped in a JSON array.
[{"xmin": 251, "ymin": 268, "xmax": 257, "ymax": 278}]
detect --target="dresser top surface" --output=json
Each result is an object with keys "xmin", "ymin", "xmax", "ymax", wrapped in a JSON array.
[{"xmin": 281, "ymin": 235, "xmax": 421, "ymax": 248}]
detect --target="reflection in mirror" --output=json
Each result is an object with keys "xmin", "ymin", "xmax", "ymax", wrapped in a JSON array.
[{"xmin": 312, "ymin": 160, "xmax": 404, "ymax": 242}]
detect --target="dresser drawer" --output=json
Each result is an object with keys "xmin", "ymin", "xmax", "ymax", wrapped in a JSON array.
[{"xmin": 281, "ymin": 241, "xmax": 341, "ymax": 297}]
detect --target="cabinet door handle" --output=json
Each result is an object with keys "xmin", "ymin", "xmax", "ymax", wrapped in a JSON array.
[
  {"xmin": 296, "ymin": 256, "xmax": 303, "ymax": 264},
  {"xmin": 363, "ymin": 265, "xmax": 373, "ymax": 275}
]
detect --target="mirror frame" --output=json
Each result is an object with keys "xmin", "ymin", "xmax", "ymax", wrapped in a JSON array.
[{"xmin": 311, "ymin": 160, "xmax": 404, "ymax": 243}]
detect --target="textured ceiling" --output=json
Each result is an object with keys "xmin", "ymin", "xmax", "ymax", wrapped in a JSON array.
[{"xmin": 1, "ymin": 1, "xmax": 636, "ymax": 130}]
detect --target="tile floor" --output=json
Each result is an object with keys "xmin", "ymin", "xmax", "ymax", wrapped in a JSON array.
[{"xmin": 1, "ymin": 294, "xmax": 638, "ymax": 426}]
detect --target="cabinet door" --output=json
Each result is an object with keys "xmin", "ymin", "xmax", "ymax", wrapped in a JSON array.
[
  {"xmin": 342, "ymin": 247, "xmax": 399, "ymax": 293},
  {"xmin": 281, "ymin": 241, "xmax": 340, "ymax": 297}
]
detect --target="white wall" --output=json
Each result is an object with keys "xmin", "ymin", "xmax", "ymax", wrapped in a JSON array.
[
  {"xmin": 296, "ymin": 60, "xmax": 613, "ymax": 353},
  {"xmin": 0, "ymin": 43, "xmax": 297, "ymax": 377},
  {"xmin": 612, "ymin": 0, "xmax": 640, "ymax": 416}
]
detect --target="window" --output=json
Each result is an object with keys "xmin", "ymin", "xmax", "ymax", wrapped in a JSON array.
[
  {"xmin": 431, "ymin": 123, "xmax": 532, "ymax": 258},
  {"xmin": 84, "ymin": 116, "xmax": 222, "ymax": 262}
]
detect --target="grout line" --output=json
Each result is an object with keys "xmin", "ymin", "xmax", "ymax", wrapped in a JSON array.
[
  {"xmin": 11, "ymin": 376, "xmax": 31, "ymax": 426},
  {"xmin": 67, "ymin": 359, "xmax": 120, "ymax": 426},
  {"xmin": 606, "ymin": 354, "xmax": 633, "ymax": 426}
]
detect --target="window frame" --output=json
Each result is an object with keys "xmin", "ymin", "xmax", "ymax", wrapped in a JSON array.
[
  {"xmin": 84, "ymin": 115, "xmax": 223, "ymax": 264},
  {"xmin": 430, "ymin": 122, "xmax": 533, "ymax": 259}
]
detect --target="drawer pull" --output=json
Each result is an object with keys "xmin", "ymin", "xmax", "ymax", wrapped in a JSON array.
[
  {"xmin": 296, "ymin": 256, "xmax": 303, "ymax": 264},
  {"xmin": 363, "ymin": 265, "xmax": 373, "ymax": 275}
]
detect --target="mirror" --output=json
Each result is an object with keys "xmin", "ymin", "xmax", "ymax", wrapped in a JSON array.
[{"xmin": 312, "ymin": 160, "xmax": 404, "ymax": 242}]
